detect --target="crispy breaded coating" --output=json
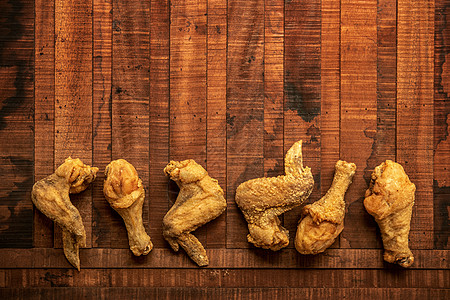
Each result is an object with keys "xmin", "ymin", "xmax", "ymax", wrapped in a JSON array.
[
  {"xmin": 163, "ymin": 160, "xmax": 226, "ymax": 266},
  {"xmin": 31, "ymin": 157, "xmax": 98, "ymax": 271},
  {"xmin": 364, "ymin": 160, "xmax": 416, "ymax": 268},
  {"xmin": 235, "ymin": 140, "xmax": 314, "ymax": 251},
  {"xmin": 104, "ymin": 159, "xmax": 153, "ymax": 256},
  {"xmin": 295, "ymin": 160, "xmax": 356, "ymax": 254}
]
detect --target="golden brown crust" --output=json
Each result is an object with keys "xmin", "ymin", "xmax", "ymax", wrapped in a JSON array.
[
  {"xmin": 163, "ymin": 159, "xmax": 226, "ymax": 266},
  {"xmin": 363, "ymin": 160, "xmax": 415, "ymax": 268},
  {"xmin": 235, "ymin": 140, "xmax": 314, "ymax": 251},
  {"xmin": 31, "ymin": 157, "xmax": 98, "ymax": 271},
  {"xmin": 295, "ymin": 160, "xmax": 356, "ymax": 255},
  {"xmin": 103, "ymin": 159, "xmax": 153, "ymax": 256}
]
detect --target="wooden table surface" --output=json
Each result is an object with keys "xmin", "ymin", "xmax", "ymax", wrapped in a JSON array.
[{"xmin": 1, "ymin": 0, "xmax": 449, "ymax": 298}]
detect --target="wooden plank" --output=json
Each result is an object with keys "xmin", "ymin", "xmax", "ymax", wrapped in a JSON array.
[
  {"xmin": 339, "ymin": 0, "xmax": 378, "ymax": 249},
  {"xmin": 0, "ymin": 0, "xmax": 34, "ymax": 248},
  {"xmin": 149, "ymin": 0, "xmax": 170, "ymax": 249},
  {"xmin": 226, "ymin": 0, "xmax": 265, "ymax": 248},
  {"xmin": 169, "ymin": 0, "xmax": 208, "ymax": 247},
  {"xmin": 320, "ymin": 0, "xmax": 340, "ymax": 248},
  {"xmin": 433, "ymin": 0, "xmax": 450, "ymax": 250},
  {"xmin": 1, "ymin": 287, "xmax": 448, "ymax": 299},
  {"xmin": 54, "ymin": 0, "xmax": 93, "ymax": 248},
  {"xmin": 206, "ymin": 0, "xmax": 227, "ymax": 248},
  {"xmin": 111, "ymin": 0, "xmax": 150, "ymax": 249},
  {"xmin": 1, "ymin": 269, "xmax": 448, "ymax": 288},
  {"xmin": 0, "ymin": 248, "xmax": 447, "ymax": 269},
  {"xmin": 283, "ymin": 0, "xmax": 321, "ymax": 246},
  {"xmin": 34, "ymin": 0, "xmax": 55, "ymax": 248},
  {"xmin": 397, "ymin": 0, "xmax": 434, "ymax": 249},
  {"xmin": 264, "ymin": 0, "xmax": 284, "ymax": 178},
  {"xmin": 92, "ymin": 0, "xmax": 113, "ymax": 248}
]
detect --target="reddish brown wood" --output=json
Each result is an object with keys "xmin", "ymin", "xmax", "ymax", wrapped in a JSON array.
[
  {"xmin": 319, "ymin": 0, "xmax": 340, "ymax": 249},
  {"xmin": 92, "ymin": 0, "xmax": 113, "ymax": 248},
  {"xmin": 1, "ymin": 287, "xmax": 449, "ymax": 299},
  {"xmin": 34, "ymin": 0, "xmax": 55, "ymax": 248},
  {"xmin": 1, "ymin": 268, "xmax": 448, "ymax": 288},
  {"xmin": 339, "ymin": 0, "xmax": 378, "ymax": 249},
  {"xmin": 0, "ymin": 0, "xmax": 34, "ymax": 248},
  {"xmin": 149, "ymin": 0, "xmax": 170, "ymax": 249},
  {"xmin": 397, "ymin": 0, "xmax": 434, "ymax": 250},
  {"xmin": 206, "ymin": 0, "xmax": 227, "ymax": 248},
  {"xmin": 54, "ymin": 0, "xmax": 93, "ymax": 248},
  {"xmin": 169, "ymin": 0, "xmax": 208, "ymax": 247},
  {"xmin": 283, "ymin": 0, "xmax": 321, "ymax": 247},
  {"xmin": 111, "ymin": 0, "xmax": 150, "ymax": 249},
  {"xmin": 0, "ymin": 248, "xmax": 448, "ymax": 269},
  {"xmin": 226, "ymin": 0, "xmax": 265, "ymax": 249},
  {"xmin": 434, "ymin": 0, "xmax": 450, "ymax": 250}
]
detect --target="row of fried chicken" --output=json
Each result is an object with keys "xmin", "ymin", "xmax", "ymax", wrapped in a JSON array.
[{"xmin": 31, "ymin": 140, "xmax": 416, "ymax": 270}]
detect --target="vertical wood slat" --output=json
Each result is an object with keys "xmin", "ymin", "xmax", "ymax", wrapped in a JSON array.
[
  {"xmin": 339, "ymin": 0, "xmax": 378, "ymax": 249},
  {"xmin": 34, "ymin": 0, "xmax": 55, "ymax": 248},
  {"xmin": 92, "ymin": 0, "xmax": 113, "ymax": 248},
  {"xmin": 206, "ymin": 0, "xmax": 227, "ymax": 248},
  {"xmin": 111, "ymin": 0, "xmax": 150, "ymax": 249},
  {"xmin": 320, "ymin": 0, "xmax": 340, "ymax": 247},
  {"xmin": 264, "ymin": 0, "xmax": 284, "ymax": 177},
  {"xmin": 54, "ymin": 0, "xmax": 93, "ymax": 248},
  {"xmin": 397, "ymin": 0, "xmax": 434, "ymax": 249},
  {"xmin": 149, "ymin": 0, "xmax": 170, "ymax": 248},
  {"xmin": 283, "ymin": 0, "xmax": 321, "ymax": 247},
  {"xmin": 169, "ymin": 0, "xmax": 208, "ymax": 246},
  {"xmin": 226, "ymin": 0, "xmax": 265, "ymax": 248},
  {"xmin": 433, "ymin": 0, "xmax": 450, "ymax": 250},
  {"xmin": 0, "ymin": 0, "xmax": 34, "ymax": 248}
]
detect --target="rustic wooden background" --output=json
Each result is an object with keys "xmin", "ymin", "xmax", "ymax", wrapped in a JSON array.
[{"xmin": 0, "ymin": 0, "xmax": 449, "ymax": 298}]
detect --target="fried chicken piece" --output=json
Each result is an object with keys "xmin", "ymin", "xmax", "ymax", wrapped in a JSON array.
[
  {"xmin": 364, "ymin": 160, "xmax": 416, "ymax": 268},
  {"xmin": 103, "ymin": 159, "xmax": 153, "ymax": 256},
  {"xmin": 163, "ymin": 160, "xmax": 226, "ymax": 266},
  {"xmin": 235, "ymin": 140, "xmax": 314, "ymax": 251},
  {"xmin": 31, "ymin": 157, "xmax": 98, "ymax": 271},
  {"xmin": 295, "ymin": 160, "xmax": 356, "ymax": 254}
]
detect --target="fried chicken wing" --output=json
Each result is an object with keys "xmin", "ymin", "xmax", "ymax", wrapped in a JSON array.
[
  {"xmin": 235, "ymin": 140, "xmax": 314, "ymax": 251},
  {"xmin": 103, "ymin": 159, "xmax": 153, "ymax": 256},
  {"xmin": 163, "ymin": 159, "xmax": 226, "ymax": 266},
  {"xmin": 364, "ymin": 160, "xmax": 416, "ymax": 268},
  {"xmin": 295, "ymin": 160, "xmax": 356, "ymax": 254},
  {"xmin": 31, "ymin": 157, "xmax": 98, "ymax": 271}
]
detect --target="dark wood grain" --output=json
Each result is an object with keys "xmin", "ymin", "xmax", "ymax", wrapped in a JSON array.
[
  {"xmin": 111, "ymin": 0, "xmax": 150, "ymax": 249},
  {"xmin": 34, "ymin": 0, "xmax": 54, "ymax": 248},
  {"xmin": 0, "ymin": 0, "xmax": 448, "ymax": 295},
  {"xmin": 339, "ymin": 0, "xmax": 378, "ymax": 249},
  {"xmin": 54, "ymin": 0, "xmax": 93, "ymax": 248},
  {"xmin": 206, "ymin": 0, "xmax": 227, "ymax": 248},
  {"xmin": 149, "ymin": 0, "xmax": 170, "ymax": 249},
  {"xmin": 0, "ymin": 0, "xmax": 34, "ymax": 248},
  {"xmin": 397, "ymin": 0, "xmax": 434, "ymax": 249},
  {"xmin": 92, "ymin": 0, "xmax": 113, "ymax": 248},
  {"xmin": 284, "ymin": 0, "xmax": 321, "ymax": 246},
  {"xmin": 0, "ymin": 248, "xmax": 447, "ymax": 269},
  {"xmin": 434, "ymin": 0, "xmax": 450, "ymax": 250},
  {"xmin": 1, "ymin": 287, "xmax": 449, "ymax": 300},
  {"xmin": 226, "ymin": 0, "xmax": 264, "ymax": 249},
  {"xmin": 1, "ymin": 268, "xmax": 448, "ymax": 288}
]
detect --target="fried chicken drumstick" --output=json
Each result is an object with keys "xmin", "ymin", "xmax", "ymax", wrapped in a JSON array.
[
  {"xmin": 103, "ymin": 159, "xmax": 153, "ymax": 256},
  {"xmin": 235, "ymin": 140, "xmax": 314, "ymax": 251},
  {"xmin": 163, "ymin": 160, "xmax": 226, "ymax": 266},
  {"xmin": 295, "ymin": 160, "xmax": 356, "ymax": 254},
  {"xmin": 364, "ymin": 160, "xmax": 416, "ymax": 268},
  {"xmin": 31, "ymin": 157, "xmax": 98, "ymax": 271}
]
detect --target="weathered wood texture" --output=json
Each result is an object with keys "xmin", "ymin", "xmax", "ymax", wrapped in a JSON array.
[{"xmin": 0, "ymin": 0, "xmax": 448, "ymax": 296}]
